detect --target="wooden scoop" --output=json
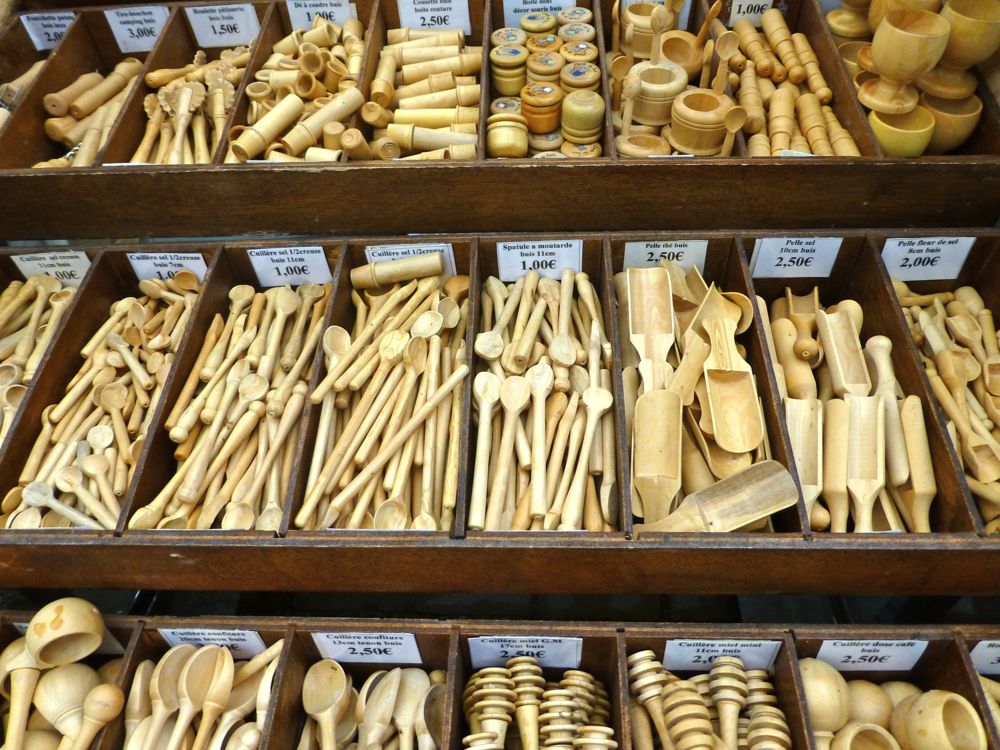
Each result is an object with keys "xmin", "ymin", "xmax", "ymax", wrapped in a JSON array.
[
  {"xmin": 815, "ymin": 309, "xmax": 870, "ymax": 397},
  {"xmin": 976, "ymin": 308, "xmax": 1000, "ymax": 396},
  {"xmin": 865, "ymin": 336, "xmax": 910, "ymax": 489},
  {"xmin": 303, "ymin": 660, "xmax": 349, "ymax": 750},
  {"xmin": 634, "ymin": 460, "xmax": 798, "ymax": 533},
  {"xmin": 785, "ymin": 398, "xmax": 822, "ymax": 526},
  {"xmin": 363, "ymin": 667, "xmax": 401, "ymax": 750},
  {"xmin": 632, "ymin": 389, "xmax": 682, "ymax": 522},
  {"xmin": 703, "ymin": 317, "xmax": 764, "ymax": 454},
  {"xmin": 394, "ymin": 668, "xmax": 431, "ymax": 750},
  {"xmin": 415, "ymin": 684, "xmax": 445, "ymax": 750},
  {"xmin": 846, "ymin": 394, "xmax": 886, "ymax": 532},
  {"xmin": 785, "ymin": 288, "xmax": 821, "ymax": 361},
  {"xmin": 164, "ymin": 645, "xmax": 224, "ymax": 750},
  {"xmin": 143, "ymin": 644, "xmax": 197, "ymax": 750},
  {"xmin": 627, "ymin": 267, "xmax": 675, "ymax": 391},
  {"xmin": 897, "ymin": 395, "xmax": 936, "ymax": 533}
]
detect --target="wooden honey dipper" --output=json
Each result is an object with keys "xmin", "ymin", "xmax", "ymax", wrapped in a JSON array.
[
  {"xmin": 626, "ymin": 651, "xmax": 676, "ymax": 750},
  {"xmin": 745, "ymin": 705, "xmax": 791, "ymax": 749},
  {"xmin": 575, "ymin": 725, "xmax": 617, "ymax": 750},
  {"xmin": 709, "ymin": 656, "xmax": 748, "ymax": 750},
  {"xmin": 509, "ymin": 657, "xmax": 545, "ymax": 750},
  {"xmin": 744, "ymin": 671, "xmax": 779, "ymax": 714},
  {"xmin": 689, "ymin": 675, "xmax": 719, "ymax": 733},
  {"xmin": 662, "ymin": 680, "xmax": 716, "ymax": 750}
]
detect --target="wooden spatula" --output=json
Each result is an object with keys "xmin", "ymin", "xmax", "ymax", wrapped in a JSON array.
[
  {"xmin": 634, "ymin": 460, "xmax": 798, "ymax": 533},
  {"xmin": 846, "ymin": 393, "xmax": 886, "ymax": 532},
  {"xmin": 703, "ymin": 317, "xmax": 764, "ymax": 454},
  {"xmin": 632, "ymin": 389, "xmax": 682, "ymax": 522}
]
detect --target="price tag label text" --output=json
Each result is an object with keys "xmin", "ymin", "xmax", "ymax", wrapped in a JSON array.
[
  {"xmin": 159, "ymin": 628, "xmax": 267, "ymax": 659},
  {"xmin": 969, "ymin": 641, "xmax": 1000, "ymax": 676},
  {"xmin": 312, "ymin": 632, "xmax": 424, "ymax": 663},
  {"xmin": 496, "ymin": 239, "xmax": 582, "ymax": 281},
  {"xmin": 664, "ymin": 640, "xmax": 782, "ymax": 671},
  {"xmin": 728, "ymin": 0, "xmax": 774, "ymax": 25},
  {"xmin": 623, "ymin": 240, "xmax": 708, "ymax": 271},
  {"xmin": 11, "ymin": 251, "xmax": 91, "ymax": 284},
  {"xmin": 468, "ymin": 636, "xmax": 583, "ymax": 669},
  {"xmin": 502, "ymin": 0, "xmax": 570, "ymax": 28},
  {"xmin": 247, "ymin": 246, "xmax": 332, "ymax": 287},
  {"xmin": 399, "ymin": 0, "xmax": 471, "ymax": 35},
  {"xmin": 816, "ymin": 640, "xmax": 928, "ymax": 671},
  {"xmin": 881, "ymin": 236, "xmax": 975, "ymax": 282},
  {"xmin": 21, "ymin": 12, "xmax": 75, "ymax": 50},
  {"xmin": 128, "ymin": 252, "xmax": 208, "ymax": 282},
  {"xmin": 105, "ymin": 6, "xmax": 169, "ymax": 53},
  {"xmin": 286, "ymin": 0, "xmax": 354, "ymax": 28},
  {"xmin": 185, "ymin": 4, "xmax": 260, "ymax": 47},
  {"xmin": 751, "ymin": 236, "xmax": 843, "ymax": 278},
  {"xmin": 364, "ymin": 242, "xmax": 457, "ymax": 275}
]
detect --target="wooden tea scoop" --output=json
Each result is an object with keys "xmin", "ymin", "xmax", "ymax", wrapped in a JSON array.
[
  {"xmin": 785, "ymin": 398, "xmax": 823, "ymax": 526},
  {"xmin": 632, "ymin": 389, "xmax": 682, "ymax": 522},
  {"xmin": 303, "ymin": 660, "xmax": 349, "ymax": 750},
  {"xmin": 703, "ymin": 317, "xmax": 763, "ymax": 454},
  {"xmin": 415, "ymin": 684, "xmax": 445, "ymax": 750},
  {"xmin": 926, "ymin": 367, "xmax": 1000, "ymax": 482},
  {"xmin": 785, "ymin": 288, "xmax": 821, "ymax": 361},
  {"xmin": 364, "ymin": 667, "xmax": 402, "ymax": 750},
  {"xmin": 846, "ymin": 394, "xmax": 886, "ymax": 532},
  {"xmin": 666, "ymin": 330, "xmax": 709, "ymax": 406},
  {"xmin": 627, "ymin": 267, "xmax": 675, "ymax": 390},
  {"xmin": 484, "ymin": 376, "xmax": 531, "ymax": 530},
  {"xmin": 634, "ymin": 460, "xmax": 798, "ymax": 533},
  {"xmin": 394, "ymin": 668, "xmax": 431, "ymax": 750},
  {"xmin": 864, "ymin": 336, "xmax": 910, "ymax": 489},
  {"xmin": 897, "ymin": 395, "xmax": 936, "ymax": 533},
  {"xmin": 525, "ymin": 363, "xmax": 554, "ymax": 521},
  {"xmin": 468, "ymin": 372, "xmax": 502, "ymax": 531},
  {"xmin": 142, "ymin": 644, "xmax": 197, "ymax": 750},
  {"xmin": 815, "ymin": 309, "xmax": 870, "ymax": 397},
  {"xmin": 68, "ymin": 684, "xmax": 126, "ymax": 750}
]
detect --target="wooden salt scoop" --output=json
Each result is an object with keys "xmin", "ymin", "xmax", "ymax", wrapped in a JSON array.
[
  {"xmin": 634, "ymin": 460, "xmax": 798, "ymax": 533},
  {"xmin": 627, "ymin": 267, "xmax": 675, "ymax": 391},
  {"xmin": 975, "ymin": 308, "xmax": 1000, "ymax": 396},
  {"xmin": 897, "ymin": 395, "xmax": 936, "ymax": 533},
  {"xmin": 846, "ymin": 393, "xmax": 885, "ymax": 532},
  {"xmin": 785, "ymin": 398, "xmax": 822, "ymax": 526},
  {"xmin": 772, "ymin": 317, "xmax": 816, "ymax": 399},
  {"xmin": 632, "ymin": 389, "xmax": 682, "ymax": 522},
  {"xmin": 785, "ymin": 288, "xmax": 821, "ymax": 361},
  {"xmin": 864, "ymin": 335, "xmax": 910, "ymax": 489},
  {"xmin": 815, "ymin": 309, "xmax": 870, "ymax": 397},
  {"xmin": 703, "ymin": 317, "xmax": 763, "ymax": 454},
  {"xmin": 926, "ymin": 367, "xmax": 1000, "ymax": 482}
]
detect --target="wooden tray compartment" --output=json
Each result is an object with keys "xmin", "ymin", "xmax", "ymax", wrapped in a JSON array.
[
  {"xmin": 867, "ymin": 228, "xmax": 1000, "ymax": 533},
  {"xmin": 269, "ymin": 620, "xmax": 459, "ymax": 750},
  {"xmin": 608, "ymin": 232, "xmax": 807, "ymax": 536},
  {"xmin": 100, "ymin": 3, "xmax": 270, "ymax": 166},
  {"xmin": 484, "ymin": 0, "xmax": 615, "ymax": 160},
  {"xmin": 0, "ymin": 12, "xmax": 62, "ymax": 130},
  {"xmin": 958, "ymin": 626, "xmax": 1000, "ymax": 744},
  {"xmin": 465, "ymin": 234, "xmax": 627, "ymax": 537},
  {"xmin": 792, "ymin": 625, "xmax": 999, "ymax": 750},
  {"xmin": 621, "ymin": 625, "xmax": 812, "ymax": 750},
  {"xmin": 0, "ymin": 8, "xmax": 155, "ymax": 168},
  {"xmin": 123, "ymin": 241, "xmax": 338, "ymax": 536},
  {"xmin": 283, "ymin": 236, "xmax": 475, "ymax": 536},
  {"xmin": 741, "ymin": 230, "xmax": 981, "ymax": 534}
]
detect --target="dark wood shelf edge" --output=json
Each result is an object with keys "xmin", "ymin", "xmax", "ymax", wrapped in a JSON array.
[
  {"xmin": 3, "ymin": 159, "xmax": 999, "ymax": 240},
  {"xmin": 1, "ymin": 536, "xmax": 997, "ymax": 594}
]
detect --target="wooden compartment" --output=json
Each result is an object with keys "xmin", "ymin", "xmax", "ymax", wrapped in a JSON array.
[
  {"xmin": 608, "ymin": 231, "xmax": 807, "ymax": 537},
  {"xmin": 0, "ymin": 9, "xmax": 155, "ymax": 168},
  {"xmin": 100, "ymin": 3, "xmax": 269, "ymax": 166},
  {"xmin": 465, "ymin": 234, "xmax": 627, "ymax": 536},
  {"xmin": 741, "ymin": 230, "xmax": 981, "ymax": 534},
  {"xmin": 793, "ymin": 626, "xmax": 999, "ymax": 750},
  {"xmin": 0, "ymin": 12, "xmax": 61, "ymax": 131},
  {"xmin": 269, "ymin": 620, "xmax": 459, "ymax": 750},
  {"xmin": 285, "ymin": 236, "xmax": 475, "ymax": 535},
  {"xmin": 958, "ymin": 626, "xmax": 1000, "ymax": 744},
  {"xmin": 123, "ymin": 241, "xmax": 337, "ymax": 535},
  {"xmin": 622, "ymin": 625, "xmax": 812, "ymax": 750}
]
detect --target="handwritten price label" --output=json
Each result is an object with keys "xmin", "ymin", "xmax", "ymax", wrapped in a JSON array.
[
  {"xmin": 185, "ymin": 4, "xmax": 260, "ymax": 47},
  {"xmin": 11, "ymin": 251, "xmax": 91, "ymax": 284},
  {"xmin": 21, "ymin": 12, "xmax": 75, "ymax": 50},
  {"xmin": 881, "ymin": 236, "xmax": 975, "ymax": 281},
  {"xmin": 399, "ymin": 0, "xmax": 471, "ymax": 35},
  {"xmin": 664, "ymin": 640, "xmax": 782, "ymax": 671},
  {"xmin": 247, "ymin": 246, "xmax": 332, "ymax": 287},
  {"xmin": 312, "ymin": 632, "xmax": 424, "ymax": 663},
  {"xmin": 750, "ymin": 236, "xmax": 843, "ymax": 278},
  {"xmin": 969, "ymin": 641, "xmax": 1000, "ymax": 676},
  {"xmin": 286, "ymin": 0, "xmax": 354, "ymax": 28},
  {"xmin": 127, "ymin": 252, "xmax": 208, "ymax": 282},
  {"xmin": 159, "ymin": 628, "xmax": 267, "ymax": 659},
  {"xmin": 105, "ymin": 6, "xmax": 169, "ymax": 53},
  {"xmin": 816, "ymin": 640, "xmax": 928, "ymax": 671},
  {"xmin": 469, "ymin": 636, "xmax": 583, "ymax": 669},
  {"xmin": 623, "ymin": 240, "xmax": 708, "ymax": 271},
  {"xmin": 496, "ymin": 239, "xmax": 582, "ymax": 281},
  {"xmin": 728, "ymin": 0, "xmax": 774, "ymax": 25},
  {"xmin": 364, "ymin": 242, "xmax": 457, "ymax": 275}
]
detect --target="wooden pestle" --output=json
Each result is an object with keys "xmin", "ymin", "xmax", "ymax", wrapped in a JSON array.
[
  {"xmin": 44, "ymin": 72, "xmax": 103, "ymax": 117},
  {"xmin": 760, "ymin": 9, "xmax": 806, "ymax": 84}
]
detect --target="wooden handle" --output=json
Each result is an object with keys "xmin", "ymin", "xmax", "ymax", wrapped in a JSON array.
[
  {"xmin": 823, "ymin": 398, "xmax": 850, "ymax": 533},
  {"xmin": 350, "ymin": 253, "xmax": 444, "ymax": 290},
  {"xmin": 900, "ymin": 395, "xmax": 936, "ymax": 533}
]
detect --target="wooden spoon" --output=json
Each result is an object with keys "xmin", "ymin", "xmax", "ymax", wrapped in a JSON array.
[
  {"xmin": 846, "ymin": 394, "xmax": 886, "ymax": 532},
  {"xmin": 559, "ymin": 386, "xmax": 614, "ymax": 530},
  {"xmin": 126, "ymin": 660, "xmax": 155, "ymax": 747},
  {"xmin": 468, "ymin": 371, "xmax": 507, "ymax": 531},
  {"xmin": 142, "ymin": 644, "xmax": 196, "ymax": 750},
  {"xmin": 164, "ymin": 645, "xmax": 225, "ymax": 750},
  {"xmin": 373, "ymin": 498, "xmax": 409, "ymax": 530},
  {"xmin": 720, "ymin": 105, "xmax": 746, "ymax": 157},
  {"xmin": 703, "ymin": 318, "xmax": 763, "ymax": 454},
  {"xmin": 189, "ymin": 646, "xmax": 234, "ymax": 750},
  {"xmin": 363, "ymin": 668, "xmax": 402, "ymax": 750},
  {"xmin": 484, "ymin": 376, "xmax": 531, "ymax": 531},
  {"xmin": 394, "ymin": 669, "xmax": 431, "ymax": 750},
  {"xmin": 303, "ymin": 660, "xmax": 349, "ymax": 750},
  {"xmin": 69, "ymin": 684, "xmax": 125, "ymax": 750},
  {"xmin": 632, "ymin": 389, "xmax": 682, "ymax": 522},
  {"xmin": 415, "ymin": 684, "xmax": 445, "ymax": 750},
  {"xmin": 525, "ymin": 363, "xmax": 554, "ymax": 520},
  {"xmin": 206, "ymin": 667, "xmax": 265, "ymax": 750}
]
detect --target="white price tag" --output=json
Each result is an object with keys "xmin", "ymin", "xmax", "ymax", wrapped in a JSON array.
[
  {"xmin": 750, "ymin": 236, "xmax": 843, "ymax": 278},
  {"xmin": 968, "ymin": 641, "xmax": 1000, "ymax": 676},
  {"xmin": 816, "ymin": 639, "xmax": 928, "ymax": 671},
  {"xmin": 496, "ymin": 239, "xmax": 582, "ymax": 281},
  {"xmin": 399, "ymin": 0, "xmax": 471, "ymax": 35},
  {"xmin": 13, "ymin": 622, "xmax": 125, "ymax": 655},
  {"xmin": 105, "ymin": 6, "xmax": 169, "ymax": 53},
  {"xmin": 247, "ymin": 246, "xmax": 332, "ymax": 287},
  {"xmin": 663, "ymin": 640, "xmax": 782, "ymax": 671},
  {"xmin": 127, "ymin": 252, "xmax": 208, "ymax": 282},
  {"xmin": 779, "ymin": 150, "xmax": 816, "ymax": 157},
  {"xmin": 11, "ymin": 251, "xmax": 91, "ymax": 284},
  {"xmin": 728, "ymin": 0, "xmax": 774, "ymax": 25},
  {"xmin": 159, "ymin": 628, "xmax": 267, "ymax": 659},
  {"xmin": 286, "ymin": 0, "xmax": 354, "ymax": 29},
  {"xmin": 469, "ymin": 636, "xmax": 583, "ymax": 669},
  {"xmin": 364, "ymin": 242, "xmax": 457, "ymax": 275},
  {"xmin": 312, "ymin": 632, "xmax": 424, "ymax": 663},
  {"xmin": 502, "ymin": 0, "xmax": 572, "ymax": 28},
  {"xmin": 623, "ymin": 240, "xmax": 708, "ymax": 271},
  {"xmin": 881, "ymin": 236, "xmax": 975, "ymax": 282},
  {"xmin": 21, "ymin": 12, "xmax": 74, "ymax": 51},
  {"xmin": 185, "ymin": 4, "xmax": 260, "ymax": 47}
]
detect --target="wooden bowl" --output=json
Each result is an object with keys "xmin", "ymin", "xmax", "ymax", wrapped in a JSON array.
[
  {"xmin": 920, "ymin": 92, "xmax": 982, "ymax": 152},
  {"xmin": 840, "ymin": 41, "xmax": 870, "ymax": 76},
  {"xmin": 832, "ymin": 721, "xmax": 902, "ymax": 750},
  {"xmin": 615, "ymin": 133, "xmax": 671, "ymax": 157},
  {"xmin": 868, "ymin": 105, "xmax": 936, "ymax": 156}
]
